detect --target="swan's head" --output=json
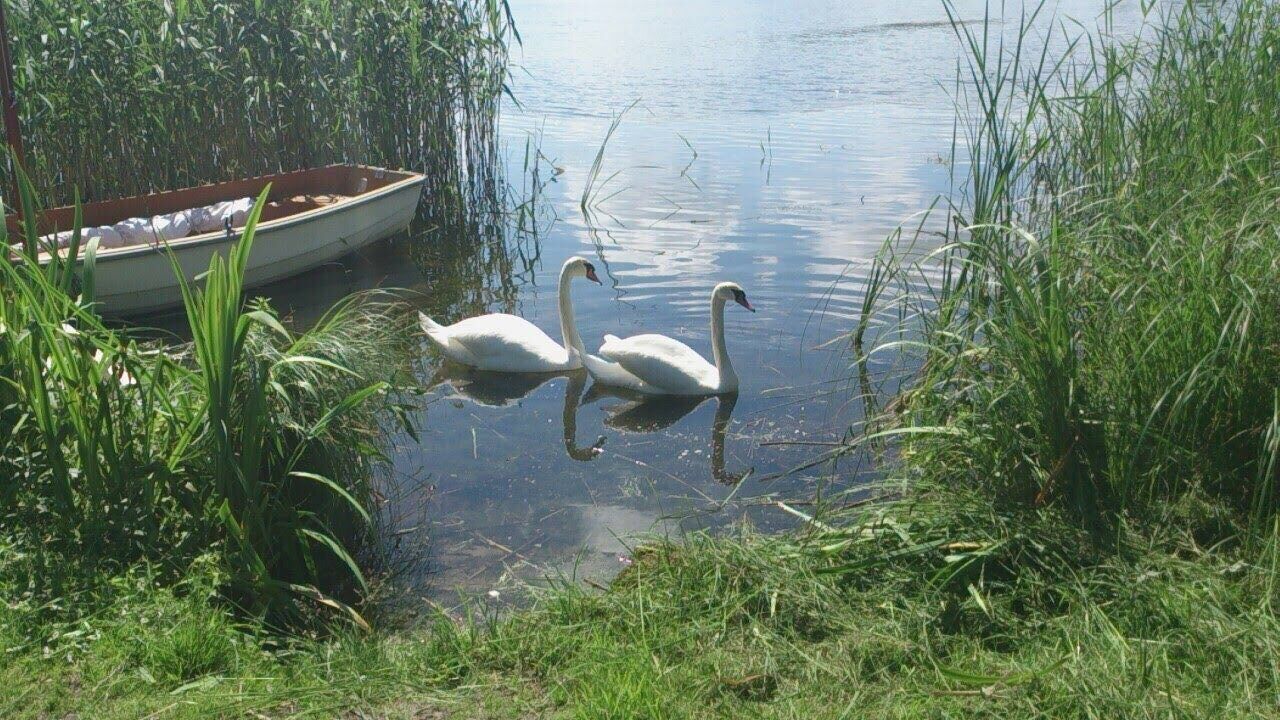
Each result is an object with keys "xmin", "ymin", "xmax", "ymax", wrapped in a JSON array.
[
  {"xmin": 715, "ymin": 282, "xmax": 755, "ymax": 312},
  {"xmin": 565, "ymin": 256, "xmax": 602, "ymax": 284}
]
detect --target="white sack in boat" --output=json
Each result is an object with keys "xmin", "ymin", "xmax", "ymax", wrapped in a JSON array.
[
  {"xmin": 218, "ymin": 197, "xmax": 253, "ymax": 228},
  {"xmin": 114, "ymin": 217, "xmax": 155, "ymax": 244},
  {"xmin": 40, "ymin": 229, "xmax": 75, "ymax": 249},
  {"xmin": 190, "ymin": 197, "xmax": 251, "ymax": 234},
  {"xmin": 88, "ymin": 225, "xmax": 125, "ymax": 249},
  {"xmin": 38, "ymin": 225, "xmax": 124, "ymax": 250},
  {"xmin": 149, "ymin": 209, "xmax": 193, "ymax": 241},
  {"xmin": 189, "ymin": 204, "xmax": 219, "ymax": 233}
]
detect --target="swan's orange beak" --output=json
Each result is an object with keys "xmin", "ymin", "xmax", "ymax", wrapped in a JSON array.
[
  {"xmin": 585, "ymin": 265, "xmax": 601, "ymax": 284},
  {"xmin": 736, "ymin": 295, "xmax": 755, "ymax": 312}
]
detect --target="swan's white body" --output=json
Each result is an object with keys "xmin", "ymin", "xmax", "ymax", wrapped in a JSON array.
[
  {"xmin": 419, "ymin": 257, "xmax": 598, "ymax": 372},
  {"xmin": 580, "ymin": 282, "xmax": 752, "ymax": 396},
  {"xmin": 420, "ymin": 313, "xmax": 573, "ymax": 372}
]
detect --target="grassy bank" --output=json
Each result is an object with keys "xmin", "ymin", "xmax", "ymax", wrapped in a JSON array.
[
  {"xmin": 5, "ymin": 508, "xmax": 1278, "ymax": 718},
  {"xmin": 5, "ymin": 0, "xmax": 1280, "ymax": 717}
]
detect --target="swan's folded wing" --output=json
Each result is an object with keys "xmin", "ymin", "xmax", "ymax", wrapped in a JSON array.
[
  {"xmin": 447, "ymin": 314, "xmax": 569, "ymax": 369},
  {"xmin": 598, "ymin": 334, "xmax": 717, "ymax": 393}
]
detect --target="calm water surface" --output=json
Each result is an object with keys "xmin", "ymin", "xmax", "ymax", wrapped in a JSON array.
[{"xmin": 248, "ymin": 0, "xmax": 1147, "ymax": 598}]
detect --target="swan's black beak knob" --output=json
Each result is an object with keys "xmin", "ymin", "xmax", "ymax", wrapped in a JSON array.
[{"xmin": 585, "ymin": 262, "xmax": 601, "ymax": 284}]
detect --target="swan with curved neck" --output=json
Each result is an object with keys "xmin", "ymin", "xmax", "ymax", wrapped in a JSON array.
[
  {"xmin": 577, "ymin": 282, "xmax": 754, "ymax": 395},
  {"xmin": 418, "ymin": 257, "xmax": 600, "ymax": 372}
]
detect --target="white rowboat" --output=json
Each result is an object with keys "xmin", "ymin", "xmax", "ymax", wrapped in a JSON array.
[{"xmin": 11, "ymin": 164, "xmax": 425, "ymax": 314}]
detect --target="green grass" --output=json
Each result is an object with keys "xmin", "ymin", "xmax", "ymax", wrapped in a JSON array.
[
  {"xmin": 3, "ymin": 506, "xmax": 1279, "ymax": 718},
  {"xmin": 851, "ymin": 0, "xmax": 1280, "ymax": 537}
]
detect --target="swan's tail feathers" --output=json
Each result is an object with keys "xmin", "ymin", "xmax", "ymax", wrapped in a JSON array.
[
  {"xmin": 418, "ymin": 312, "xmax": 446, "ymax": 336},
  {"xmin": 418, "ymin": 313, "xmax": 454, "ymax": 353},
  {"xmin": 582, "ymin": 353, "xmax": 607, "ymax": 375},
  {"xmin": 584, "ymin": 352, "xmax": 650, "ymax": 393}
]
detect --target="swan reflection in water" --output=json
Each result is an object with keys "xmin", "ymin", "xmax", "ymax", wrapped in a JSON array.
[
  {"xmin": 581, "ymin": 385, "xmax": 751, "ymax": 484},
  {"xmin": 427, "ymin": 362, "xmax": 607, "ymax": 461},
  {"xmin": 427, "ymin": 362, "xmax": 750, "ymax": 479}
]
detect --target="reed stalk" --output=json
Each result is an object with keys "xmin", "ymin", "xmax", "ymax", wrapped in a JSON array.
[
  {"xmin": 3, "ymin": 0, "xmax": 512, "ymax": 221},
  {"xmin": 856, "ymin": 0, "xmax": 1280, "ymax": 538}
]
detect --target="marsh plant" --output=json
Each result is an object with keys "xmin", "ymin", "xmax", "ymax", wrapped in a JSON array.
[
  {"xmin": 855, "ymin": 0, "xmax": 1280, "ymax": 538},
  {"xmin": 0, "ymin": 182, "xmax": 418, "ymax": 631},
  {"xmin": 5, "ymin": 0, "xmax": 514, "ymax": 230}
]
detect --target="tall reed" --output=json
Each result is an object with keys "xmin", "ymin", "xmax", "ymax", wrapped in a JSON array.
[
  {"xmin": 857, "ymin": 0, "xmax": 1280, "ymax": 538},
  {"xmin": 4, "ymin": 0, "xmax": 512, "ymax": 219}
]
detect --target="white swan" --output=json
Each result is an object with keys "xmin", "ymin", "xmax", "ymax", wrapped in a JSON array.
[
  {"xmin": 418, "ymin": 257, "xmax": 600, "ymax": 372},
  {"xmin": 579, "ymin": 282, "xmax": 754, "ymax": 395}
]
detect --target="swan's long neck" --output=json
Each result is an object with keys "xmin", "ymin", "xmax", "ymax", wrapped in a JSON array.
[
  {"xmin": 558, "ymin": 264, "xmax": 586, "ymax": 356},
  {"xmin": 710, "ymin": 292, "xmax": 738, "ymax": 392}
]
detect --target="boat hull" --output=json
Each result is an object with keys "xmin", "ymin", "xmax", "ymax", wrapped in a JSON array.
[
  {"xmin": 20, "ymin": 164, "xmax": 424, "ymax": 315},
  {"xmin": 97, "ymin": 180, "xmax": 419, "ymax": 314}
]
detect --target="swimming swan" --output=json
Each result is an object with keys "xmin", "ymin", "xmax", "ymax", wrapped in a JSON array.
[
  {"xmin": 580, "ymin": 282, "xmax": 754, "ymax": 395},
  {"xmin": 418, "ymin": 257, "xmax": 600, "ymax": 372}
]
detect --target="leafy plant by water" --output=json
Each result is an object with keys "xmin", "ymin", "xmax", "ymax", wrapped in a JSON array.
[
  {"xmin": 0, "ymin": 181, "xmax": 417, "ymax": 630},
  {"xmin": 580, "ymin": 100, "xmax": 636, "ymax": 215}
]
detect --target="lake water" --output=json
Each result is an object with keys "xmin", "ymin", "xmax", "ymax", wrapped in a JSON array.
[{"xmin": 246, "ymin": 0, "xmax": 1148, "ymax": 599}]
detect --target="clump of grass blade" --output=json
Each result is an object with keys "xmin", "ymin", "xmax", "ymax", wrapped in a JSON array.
[{"xmin": 1, "ymin": 185, "xmax": 417, "ymax": 634}]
